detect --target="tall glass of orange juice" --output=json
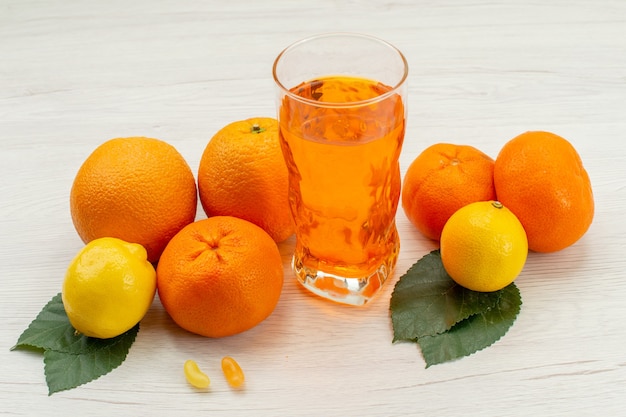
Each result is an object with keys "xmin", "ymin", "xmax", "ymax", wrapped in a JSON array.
[{"xmin": 272, "ymin": 33, "xmax": 408, "ymax": 306}]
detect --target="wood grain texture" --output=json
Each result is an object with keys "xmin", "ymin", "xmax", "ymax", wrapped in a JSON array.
[{"xmin": 1, "ymin": 0, "xmax": 625, "ymax": 415}]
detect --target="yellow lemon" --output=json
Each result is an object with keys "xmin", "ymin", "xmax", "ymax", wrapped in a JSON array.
[
  {"xmin": 440, "ymin": 201, "xmax": 528, "ymax": 292},
  {"xmin": 62, "ymin": 237, "xmax": 157, "ymax": 339}
]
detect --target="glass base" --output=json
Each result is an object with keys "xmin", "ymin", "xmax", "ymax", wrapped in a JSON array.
[{"xmin": 292, "ymin": 250, "xmax": 398, "ymax": 306}]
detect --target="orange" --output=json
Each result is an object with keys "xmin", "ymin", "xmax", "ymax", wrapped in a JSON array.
[
  {"xmin": 156, "ymin": 216, "xmax": 284, "ymax": 338},
  {"xmin": 70, "ymin": 137, "xmax": 197, "ymax": 263},
  {"xmin": 197, "ymin": 117, "xmax": 294, "ymax": 243},
  {"xmin": 494, "ymin": 131, "xmax": 594, "ymax": 253},
  {"xmin": 401, "ymin": 143, "xmax": 497, "ymax": 240}
]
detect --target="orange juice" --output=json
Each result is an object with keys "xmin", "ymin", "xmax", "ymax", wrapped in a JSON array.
[{"xmin": 278, "ymin": 75, "xmax": 405, "ymax": 301}]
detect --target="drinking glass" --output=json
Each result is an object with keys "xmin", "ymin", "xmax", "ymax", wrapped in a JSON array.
[{"xmin": 272, "ymin": 33, "xmax": 408, "ymax": 305}]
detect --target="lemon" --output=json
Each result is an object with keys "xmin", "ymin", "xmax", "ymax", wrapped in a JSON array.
[
  {"xmin": 62, "ymin": 237, "xmax": 157, "ymax": 339},
  {"xmin": 440, "ymin": 201, "xmax": 528, "ymax": 292}
]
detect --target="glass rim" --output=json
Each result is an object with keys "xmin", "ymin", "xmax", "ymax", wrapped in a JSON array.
[{"xmin": 272, "ymin": 32, "xmax": 409, "ymax": 108}]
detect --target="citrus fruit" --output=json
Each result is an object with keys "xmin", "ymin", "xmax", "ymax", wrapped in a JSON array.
[
  {"xmin": 401, "ymin": 143, "xmax": 496, "ymax": 240},
  {"xmin": 70, "ymin": 137, "xmax": 197, "ymax": 263},
  {"xmin": 494, "ymin": 131, "xmax": 594, "ymax": 252},
  {"xmin": 197, "ymin": 117, "xmax": 294, "ymax": 243},
  {"xmin": 62, "ymin": 237, "xmax": 157, "ymax": 339},
  {"xmin": 156, "ymin": 216, "xmax": 284, "ymax": 338},
  {"xmin": 440, "ymin": 201, "xmax": 528, "ymax": 292}
]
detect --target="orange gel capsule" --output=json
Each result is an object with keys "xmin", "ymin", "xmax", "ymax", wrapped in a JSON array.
[
  {"xmin": 184, "ymin": 359, "xmax": 210, "ymax": 389},
  {"xmin": 221, "ymin": 356, "xmax": 245, "ymax": 388}
]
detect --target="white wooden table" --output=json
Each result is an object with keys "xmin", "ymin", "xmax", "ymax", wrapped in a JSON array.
[{"xmin": 1, "ymin": 1, "xmax": 625, "ymax": 415}]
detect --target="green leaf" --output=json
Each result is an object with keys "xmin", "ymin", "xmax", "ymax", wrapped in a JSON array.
[
  {"xmin": 43, "ymin": 326, "xmax": 138, "ymax": 395},
  {"xmin": 390, "ymin": 250, "xmax": 502, "ymax": 341},
  {"xmin": 12, "ymin": 292, "xmax": 139, "ymax": 395},
  {"xmin": 417, "ymin": 283, "xmax": 522, "ymax": 367},
  {"xmin": 12, "ymin": 293, "xmax": 73, "ymax": 352}
]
